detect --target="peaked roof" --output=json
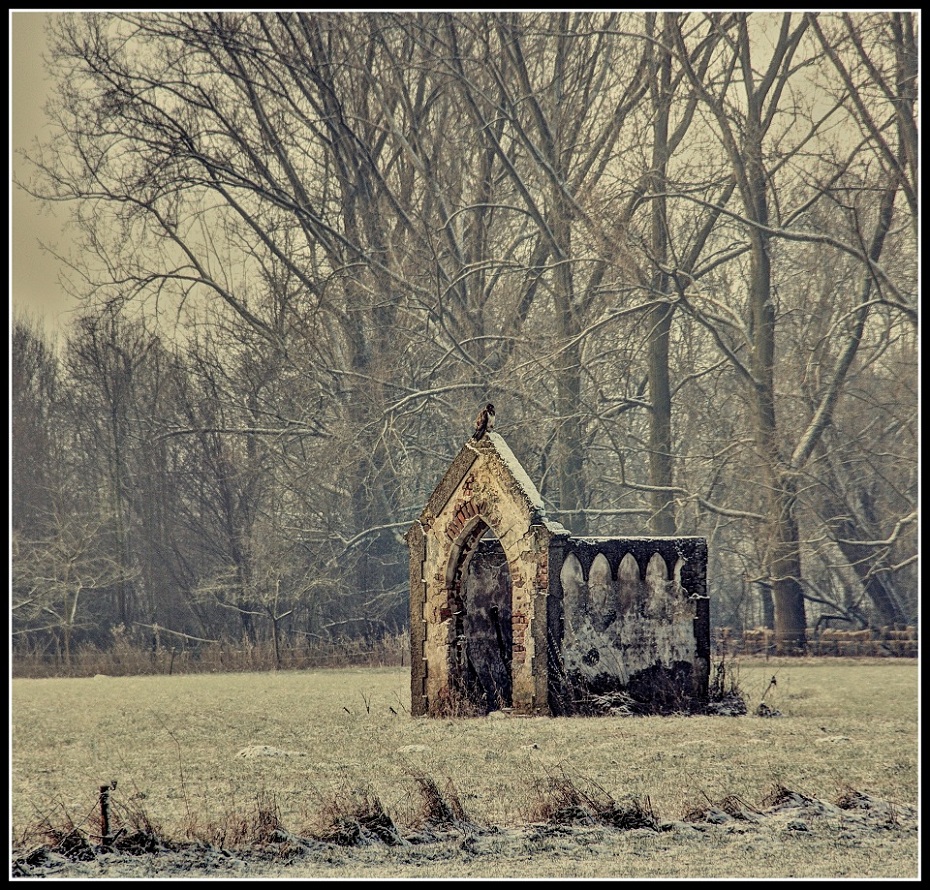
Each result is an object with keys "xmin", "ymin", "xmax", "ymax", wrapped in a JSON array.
[{"xmin": 413, "ymin": 432, "xmax": 568, "ymax": 535}]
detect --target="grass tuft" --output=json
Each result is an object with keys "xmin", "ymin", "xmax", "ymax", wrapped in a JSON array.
[
  {"xmin": 312, "ymin": 786, "xmax": 405, "ymax": 847},
  {"xmin": 411, "ymin": 774, "xmax": 469, "ymax": 829},
  {"xmin": 834, "ymin": 785, "xmax": 874, "ymax": 811},
  {"xmin": 183, "ymin": 792, "xmax": 292, "ymax": 849},
  {"xmin": 14, "ymin": 789, "xmax": 172, "ymax": 865},
  {"xmin": 527, "ymin": 766, "xmax": 658, "ymax": 831},
  {"xmin": 682, "ymin": 792, "xmax": 761, "ymax": 823}
]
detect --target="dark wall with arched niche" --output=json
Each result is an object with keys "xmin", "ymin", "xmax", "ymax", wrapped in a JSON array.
[{"xmin": 546, "ymin": 536, "xmax": 709, "ymax": 715}]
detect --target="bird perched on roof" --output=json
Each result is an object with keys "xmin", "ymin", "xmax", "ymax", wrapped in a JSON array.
[{"xmin": 472, "ymin": 403, "xmax": 495, "ymax": 441}]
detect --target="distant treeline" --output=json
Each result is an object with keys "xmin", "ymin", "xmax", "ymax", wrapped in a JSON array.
[{"xmin": 11, "ymin": 631, "xmax": 410, "ymax": 680}]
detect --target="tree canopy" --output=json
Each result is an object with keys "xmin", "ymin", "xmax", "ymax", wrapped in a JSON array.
[{"xmin": 13, "ymin": 12, "xmax": 918, "ymax": 660}]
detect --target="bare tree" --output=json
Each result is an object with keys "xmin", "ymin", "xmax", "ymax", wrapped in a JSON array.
[
  {"xmin": 13, "ymin": 509, "xmax": 137, "ymax": 666},
  {"xmin": 670, "ymin": 12, "xmax": 916, "ymax": 650},
  {"xmin": 16, "ymin": 12, "xmax": 917, "ymax": 659},
  {"xmin": 12, "ymin": 314, "xmax": 60, "ymax": 538}
]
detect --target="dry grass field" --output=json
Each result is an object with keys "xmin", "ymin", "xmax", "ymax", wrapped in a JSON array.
[{"xmin": 10, "ymin": 658, "xmax": 919, "ymax": 878}]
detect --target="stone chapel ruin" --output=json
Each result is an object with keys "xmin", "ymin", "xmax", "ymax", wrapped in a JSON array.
[{"xmin": 406, "ymin": 432, "xmax": 710, "ymax": 717}]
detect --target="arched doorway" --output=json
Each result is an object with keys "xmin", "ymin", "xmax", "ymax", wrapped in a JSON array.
[{"xmin": 448, "ymin": 522, "xmax": 513, "ymax": 713}]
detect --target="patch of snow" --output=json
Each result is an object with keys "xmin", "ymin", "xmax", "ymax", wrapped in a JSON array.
[
  {"xmin": 235, "ymin": 745, "xmax": 306, "ymax": 758},
  {"xmin": 574, "ymin": 535, "xmax": 705, "ymax": 543},
  {"xmin": 485, "ymin": 433, "xmax": 570, "ymax": 534}
]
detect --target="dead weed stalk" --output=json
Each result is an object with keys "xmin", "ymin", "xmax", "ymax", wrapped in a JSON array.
[{"xmin": 527, "ymin": 765, "xmax": 658, "ymax": 831}]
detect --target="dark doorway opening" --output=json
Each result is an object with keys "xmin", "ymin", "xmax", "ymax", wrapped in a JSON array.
[{"xmin": 454, "ymin": 531, "xmax": 513, "ymax": 713}]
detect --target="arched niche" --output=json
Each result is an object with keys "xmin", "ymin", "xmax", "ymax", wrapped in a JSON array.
[
  {"xmin": 616, "ymin": 552, "xmax": 641, "ymax": 615},
  {"xmin": 589, "ymin": 553, "xmax": 616, "ymax": 632},
  {"xmin": 670, "ymin": 556, "xmax": 689, "ymax": 618},
  {"xmin": 646, "ymin": 552, "xmax": 670, "ymax": 617},
  {"xmin": 560, "ymin": 552, "xmax": 586, "ymax": 647}
]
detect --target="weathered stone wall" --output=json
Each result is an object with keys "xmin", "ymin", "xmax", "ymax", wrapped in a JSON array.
[
  {"xmin": 548, "ymin": 537, "xmax": 709, "ymax": 714},
  {"xmin": 409, "ymin": 433, "xmax": 709, "ymax": 718}
]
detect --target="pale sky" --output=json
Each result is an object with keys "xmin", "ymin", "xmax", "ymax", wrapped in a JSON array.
[{"xmin": 10, "ymin": 11, "xmax": 77, "ymax": 336}]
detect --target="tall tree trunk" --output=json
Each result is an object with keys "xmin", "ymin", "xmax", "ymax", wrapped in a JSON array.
[
  {"xmin": 767, "ymin": 476, "xmax": 807, "ymax": 651},
  {"xmin": 646, "ymin": 13, "xmax": 677, "ymax": 536},
  {"xmin": 749, "ymin": 205, "xmax": 806, "ymax": 653},
  {"xmin": 552, "ymin": 217, "xmax": 586, "ymax": 534}
]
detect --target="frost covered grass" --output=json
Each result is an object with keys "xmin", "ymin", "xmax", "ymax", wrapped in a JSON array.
[{"xmin": 11, "ymin": 659, "xmax": 918, "ymax": 878}]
